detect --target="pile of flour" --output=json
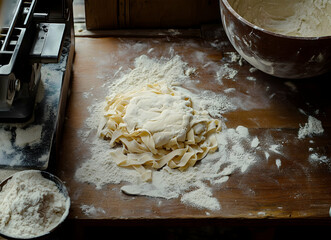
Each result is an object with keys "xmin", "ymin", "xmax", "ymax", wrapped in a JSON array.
[
  {"xmin": 298, "ymin": 115, "xmax": 328, "ymax": 165},
  {"xmin": 75, "ymin": 54, "xmax": 264, "ymax": 211},
  {"xmin": 298, "ymin": 115, "xmax": 324, "ymax": 139},
  {"xmin": 0, "ymin": 170, "xmax": 69, "ymax": 238}
]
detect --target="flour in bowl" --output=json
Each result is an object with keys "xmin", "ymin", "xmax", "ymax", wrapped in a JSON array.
[
  {"xmin": 0, "ymin": 170, "xmax": 69, "ymax": 238},
  {"xmin": 229, "ymin": 0, "xmax": 331, "ymax": 37}
]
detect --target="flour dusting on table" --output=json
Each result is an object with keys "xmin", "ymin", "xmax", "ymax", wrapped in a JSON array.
[
  {"xmin": 75, "ymin": 53, "xmax": 276, "ymax": 211},
  {"xmin": 298, "ymin": 115, "xmax": 324, "ymax": 139},
  {"xmin": 80, "ymin": 204, "xmax": 106, "ymax": 217}
]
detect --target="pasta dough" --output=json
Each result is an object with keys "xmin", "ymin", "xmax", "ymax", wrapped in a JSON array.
[{"xmin": 98, "ymin": 83, "xmax": 221, "ymax": 181}]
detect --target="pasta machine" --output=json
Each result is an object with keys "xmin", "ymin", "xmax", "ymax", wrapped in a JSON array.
[{"xmin": 0, "ymin": 0, "xmax": 75, "ymax": 169}]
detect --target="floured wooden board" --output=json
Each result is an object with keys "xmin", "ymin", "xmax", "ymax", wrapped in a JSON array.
[{"xmin": 56, "ymin": 30, "xmax": 331, "ymax": 223}]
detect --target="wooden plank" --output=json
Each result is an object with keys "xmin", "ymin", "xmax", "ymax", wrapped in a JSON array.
[
  {"xmin": 85, "ymin": 0, "xmax": 117, "ymax": 30},
  {"xmin": 84, "ymin": 0, "xmax": 221, "ymax": 30},
  {"xmin": 118, "ymin": 0, "xmax": 130, "ymax": 28},
  {"xmin": 74, "ymin": 22, "xmax": 202, "ymax": 38},
  {"xmin": 128, "ymin": 0, "xmax": 221, "ymax": 28},
  {"xmin": 56, "ymin": 33, "xmax": 331, "ymax": 223}
]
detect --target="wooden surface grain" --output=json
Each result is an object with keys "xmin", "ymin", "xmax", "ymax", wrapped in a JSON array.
[
  {"xmin": 56, "ymin": 29, "xmax": 331, "ymax": 224},
  {"xmin": 84, "ymin": 0, "xmax": 220, "ymax": 30}
]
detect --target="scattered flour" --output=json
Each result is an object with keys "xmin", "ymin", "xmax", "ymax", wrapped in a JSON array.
[
  {"xmin": 247, "ymin": 76, "xmax": 256, "ymax": 81},
  {"xmin": 0, "ymin": 170, "xmax": 69, "ymax": 238},
  {"xmin": 224, "ymin": 88, "xmax": 236, "ymax": 93},
  {"xmin": 14, "ymin": 125, "xmax": 43, "ymax": 147},
  {"xmin": 257, "ymin": 211, "xmax": 266, "ymax": 216},
  {"xmin": 76, "ymin": 125, "xmax": 259, "ymax": 211},
  {"xmin": 174, "ymin": 86, "xmax": 237, "ymax": 119},
  {"xmin": 225, "ymin": 51, "xmax": 242, "ymax": 64},
  {"xmin": 269, "ymin": 144, "xmax": 282, "ymax": 154},
  {"xmin": 216, "ymin": 63, "xmax": 238, "ymax": 83},
  {"xmin": 0, "ymin": 129, "xmax": 14, "ymax": 157},
  {"xmin": 0, "ymin": 124, "xmax": 43, "ymax": 167},
  {"xmin": 235, "ymin": 125, "xmax": 249, "ymax": 138},
  {"xmin": 75, "ymin": 54, "xmax": 268, "ymax": 211},
  {"xmin": 309, "ymin": 153, "xmax": 329, "ymax": 164},
  {"xmin": 180, "ymin": 183, "xmax": 221, "ymax": 211},
  {"xmin": 298, "ymin": 116, "xmax": 324, "ymax": 139},
  {"xmin": 75, "ymin": 138, "xmax": 141, "ymax": 190},
  {"xmin": 119, "ymin": 126, "xmax": 259, "ymax": 210},
  {"xmin": 275, "ymin": 159, "xmax": 282, "ymax": 169},
  {"xmin": 108, "ymin": 54, "xmax": 194, "ymax": 95},
  {"xmin": 251, "ymin": 136, "xmax": 260, "ymax": 148},
  {"xmin": 264, "ymin": 151, "xmax": 270, "ymax": 161},
  {"xmin": 80, "ymin": 204, "xmax": 105, "ymax": 217}
]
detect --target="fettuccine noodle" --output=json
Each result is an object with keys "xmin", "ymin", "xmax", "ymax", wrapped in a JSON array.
[{"xmin": 98, "ymin": 83, "xmax": 221, "ymax": 181}]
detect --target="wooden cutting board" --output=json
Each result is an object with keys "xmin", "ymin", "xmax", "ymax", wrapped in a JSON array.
[{"xmin": 55, "ymin": 28, "xmax": 331, "ymax": 224}]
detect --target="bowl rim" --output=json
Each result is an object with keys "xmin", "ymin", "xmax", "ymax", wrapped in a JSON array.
[
  {"xmin": 0, "ymin": 170, "xmax": 70, "ymax": 240},
  {"xmin": 221, "ymin": 0, "xmax": 331, "ymax": 40}
]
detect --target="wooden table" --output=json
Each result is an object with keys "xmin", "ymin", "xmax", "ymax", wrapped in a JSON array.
[{"xmin": 55, "ymin": 26, "xmax": 331, "ymax": 227}]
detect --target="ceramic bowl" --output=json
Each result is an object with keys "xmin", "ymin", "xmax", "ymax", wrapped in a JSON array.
[
  {"xmin": 0, "ymin": 170, "xmax": 70, "ymax": 239},
  {"xmin": 219, "ymin": 0, "xmax": 331, "ymax": 79}
]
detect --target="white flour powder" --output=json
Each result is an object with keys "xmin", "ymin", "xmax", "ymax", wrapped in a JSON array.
[
  {"xmin": 229, "ymin": 0, "xmax": 331, "ymax": 37},
  {"xmin": 180, "ymin": 183, "xmax": 221, "ymax": 211},
  {"xmin": 0, "ymin": 170, "xmax": 69, "ymax": 238},
  {"xmin": 14, "ymin": 125, "xmax": 43, "ymax": 147},
  {"xmin": 80, "ymin": 204, "xmax": 106, "ymax": 217},
  {"xmin": 298, "ymin": 115, "xmax": 324, "ymax": 139},
  {"xmin": 75, "ymin": 54, "xmax": 272, "ymax": 211},
  {"xmin": 79, "ymin": 126, "xmax": 259, "ymax": 211},
  {"xmin": 108, "ymin": 54, "xmax": 195, "ymax": 94},
  {"xmin": 0, "ymin": 129, "xmax": 14, "ymax": 157},
  {"xmin": 309, "ymin": 153, "xmax": 329, "ymax": 164}
]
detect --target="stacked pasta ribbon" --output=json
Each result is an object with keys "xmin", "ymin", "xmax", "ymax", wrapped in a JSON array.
[{"xmin": 98, "ymin": 83, "xmax": 221, "ymax": 181}]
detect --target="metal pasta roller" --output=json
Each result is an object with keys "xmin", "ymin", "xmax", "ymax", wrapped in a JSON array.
[
  {"xmin": 0, "ymin": 0, "xmax": 71, "ymax": 122},
  {"xmin": 0, "ymin": 0, "xmax": 74, "ymax": 169}
]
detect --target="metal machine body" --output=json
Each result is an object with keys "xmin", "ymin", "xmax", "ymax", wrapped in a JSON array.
[
  {"xmin": 0, "ymin": 0, "xmax": 75, "ymax": 169},
  {"xmin": 0, "ymin": 0, "xmax": 71, "ymax": 122}
]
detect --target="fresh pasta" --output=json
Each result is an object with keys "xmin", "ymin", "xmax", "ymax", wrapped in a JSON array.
[{"xmin": 98, "ymin": 83, "xmax": 221, "ymax": 181}]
